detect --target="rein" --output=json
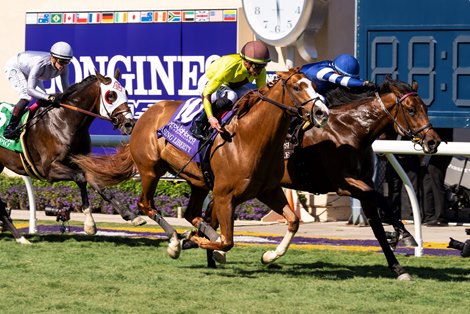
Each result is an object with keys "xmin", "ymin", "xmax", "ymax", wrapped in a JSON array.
[
  {"xmin": 255, "ymin": 71, "xmax": 317, "ymax": 118},
  {"xmin": 375, "ymin": 91, "xmax": 432, "ymax": 147},
  {"xmin": 59, "ymin": 102, "xmax": 112, "ymax": 121}
]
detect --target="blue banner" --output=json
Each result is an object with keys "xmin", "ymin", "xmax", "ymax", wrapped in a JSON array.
[{"xmin": 25, "ymin": 10, "xmax": 237, "ymax": 135}]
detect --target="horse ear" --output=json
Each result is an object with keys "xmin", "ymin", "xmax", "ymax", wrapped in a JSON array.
[
  {"xmin": 95, "ymin": 69, "xmax": 112, "ymax": 85},
  {"xmin": 412, "ymin": 80, "xmax": 419, "ymax": 92},
  {"xmin": 114, "ymin": 68, "xmax": 121, "ymax": 80}
]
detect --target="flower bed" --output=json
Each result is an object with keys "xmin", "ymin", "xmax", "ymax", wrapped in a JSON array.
[{"xmin": 0, "ymin": 175, "xmax": 270, "ymax": 220}]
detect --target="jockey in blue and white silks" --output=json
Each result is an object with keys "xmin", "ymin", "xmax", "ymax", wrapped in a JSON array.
[{"xmin": 301, "ymin": 54, "xmax": 376, "ymax": 96}]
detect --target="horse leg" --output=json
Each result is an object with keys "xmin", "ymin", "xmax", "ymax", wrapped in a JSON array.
[
  {"xmin": 89, "ymin": 183, "xmax": 147, "ymax": 226},
  {"xmin": 362, "ymin": 202, "xmax": 411, "ymax": 280},
  {"xmin": 370, "ymin": 190, "xmax": 418, "ymax": 247},
  {"xmin": 138, "ymin": 167, "xmax": 181, "ymax": 259},
  {"xmin": 182, "ymin": 186, "xmax": 223, "ymax": 266},
  {"xmin": 257, "ymin": 187, "xmax": 299, "ymax": 264},
  {"xmin": 0, "ymin": 200, "xmax": 30, "ymax": 244},
  {"xmin": 76, "ymin": 181, "xmax": 97, "ymax": 235}
]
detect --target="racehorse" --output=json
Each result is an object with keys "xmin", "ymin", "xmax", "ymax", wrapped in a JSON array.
[
  {"xmin": 0, "ymin": 70, "xmax": 142, "ymax": 243},
  {"xmin": 73, "ymin": 68, "xmax": 330, "ymax": 263},
  {"xmin": 281, "ymin": 76, "xmax": 441, "ymax": 280}
]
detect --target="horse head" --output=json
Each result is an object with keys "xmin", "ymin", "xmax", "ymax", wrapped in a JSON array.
[
  {"xmin": 379, "ymin": 75, "xmax": 440, "ymax": 154},
  {"xmin": 95, "ymin": 69, "xmax": 135, "ymax": 135},
  {"xmin": 275, "ymin": 68, "xmax": 329, "ymax": 128}
]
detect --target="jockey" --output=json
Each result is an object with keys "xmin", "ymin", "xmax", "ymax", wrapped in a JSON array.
[
  {"xmin": 301, "ymin": 54, "xmax": 376, "ymax": 96},
  {"xmin": 3, "ymin": 41, "xmax": 73, "ymax": 139},
  {"xmin": 190, "ymin": 40, "xmax": 271, "ymax": 139}
]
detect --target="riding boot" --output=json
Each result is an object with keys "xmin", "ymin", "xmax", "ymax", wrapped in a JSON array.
[
  {"xmin": 3, "ymin": 99, "xmax": 28, "ymax": 140},
  {"xmin": 190, "ymin": 111, "xmax": 209, "ymax": 140}
]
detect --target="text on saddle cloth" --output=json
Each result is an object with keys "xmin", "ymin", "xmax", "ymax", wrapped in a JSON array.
[
  {"xmin": 157, "ymin": 97, "xmax": 232, "ymax": 163},
  {"xmin": 0, "ymin": 102, "xmax": 28, "ymax": 152}
]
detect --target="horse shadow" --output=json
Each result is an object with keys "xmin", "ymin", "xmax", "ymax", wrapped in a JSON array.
[
  {"xmin": 190, "ymin": 259, "xmax": 469, "ymax": 281},
  {"xmin": 0, "ymin": 232, "xmax": 168, "ymax": 248}
]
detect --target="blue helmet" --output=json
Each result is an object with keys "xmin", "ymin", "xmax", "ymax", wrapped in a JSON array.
[{"xmin": 332, "ymin": 54, "xmax": 360, "ymax": 78}]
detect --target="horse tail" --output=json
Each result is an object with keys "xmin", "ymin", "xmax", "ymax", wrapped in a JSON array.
[{"xmin": 72, "ymin": 144, "xmax": 136, "ymax": 188}]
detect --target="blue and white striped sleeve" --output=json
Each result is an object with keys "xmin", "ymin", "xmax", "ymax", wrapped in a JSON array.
[{"xmin": 317, "ymin": 67, "xmax": 365, "ymax": 88}]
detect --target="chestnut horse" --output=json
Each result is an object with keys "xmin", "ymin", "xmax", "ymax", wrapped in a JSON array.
[
  {"xmin": 0, "ymin": 70, "xmax": 142, "ymax": 243},
  {"xmin": 281, "ymin": 76, "xmax": 441, "ymax": 280},
  {"xmin": 74, "ymin": 68, "xmax": 329, "ymax": 263}
]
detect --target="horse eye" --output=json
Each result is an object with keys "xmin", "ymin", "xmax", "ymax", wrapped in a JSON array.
[
  {"xmin": 105, "ymin": 91, "xmax": 117, "ymax": 104},
  {"xmin": 294, "ymin": 84, "xmax": 301, "ymax": 92},
  {"xmin": 407, "ymin": 107, "xmax": 416, "ymax": 116}
]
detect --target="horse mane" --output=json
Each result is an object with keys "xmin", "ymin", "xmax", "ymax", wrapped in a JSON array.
[
  {"xmin": 61, "ymin": 75, "xmax": 98, "ymax": 99},
  {"xmin": 325, "ymin": 87, "xmax": 375, "ymax": 107},
  {"xmin": 325, "ymin": 75, "xmax": 413, "ymax": 108},
  {"xmin": 235, "ymin": 76, "xmax": 281, "ymax": 118}
]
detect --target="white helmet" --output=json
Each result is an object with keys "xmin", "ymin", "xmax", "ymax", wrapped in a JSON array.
[{"xmin": 50, "ymin": 41, "xmax": 73, "ymax": 60}]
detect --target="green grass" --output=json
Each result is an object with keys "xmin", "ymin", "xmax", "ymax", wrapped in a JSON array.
[{"xmin": 0, "ymin": 223, "xmax": 469, "ymax": 314}]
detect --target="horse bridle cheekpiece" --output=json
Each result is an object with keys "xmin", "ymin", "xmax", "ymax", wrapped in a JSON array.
[
  {"xmin": 100, "ymin": 78, "xmax": 133, "ymax": 128},
  {"xmin": 376, "ymin": 91, "xmax": 432, "ymax": 148}
]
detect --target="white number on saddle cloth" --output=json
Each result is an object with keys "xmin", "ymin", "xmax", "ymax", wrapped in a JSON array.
[
  {"xmin": 173, "ymin": 98, "xmax": 204, "ymax": 124},
  {"xmin": 99, "ymin": 78, "xmax": 131, "ymax": 118}
]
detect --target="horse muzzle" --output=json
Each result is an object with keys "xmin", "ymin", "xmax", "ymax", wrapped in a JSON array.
[{"xmin": 307, "ymin": 98, "xmax": 329, "ymax": 128}]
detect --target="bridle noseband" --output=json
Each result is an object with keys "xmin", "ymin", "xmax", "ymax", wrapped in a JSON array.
[{"xmin": 376, "ymin": 91, "xmax": 432, "ymax": 147}]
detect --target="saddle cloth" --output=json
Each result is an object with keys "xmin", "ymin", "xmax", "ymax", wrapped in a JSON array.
[
  {"xmin": 157, "ymin": 97, "xmax": 232, "ymax": 163},
  {"xmin": 0, "ymin": 102, "xmax": 27, "ymax": 153}
]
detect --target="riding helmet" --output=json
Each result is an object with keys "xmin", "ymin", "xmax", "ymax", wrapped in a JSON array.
[
  {"xmin": 240, "ymin": 41, "xmax": 271, "ymax": 64},
  {"xmin": 332, "ymin": 54, "xmax": 360, "ymax": 78},
  {"xmin": 50, "ymin": 41, "xmax": 74, "ymax": 60}
]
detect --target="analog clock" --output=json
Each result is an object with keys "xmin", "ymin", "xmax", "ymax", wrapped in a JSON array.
[{"xmin": 242, "ymin": 0, "xmax": 315, "ymax": 47}]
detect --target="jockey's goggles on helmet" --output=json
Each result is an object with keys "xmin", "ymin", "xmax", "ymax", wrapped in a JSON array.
[
  {"xmin": 56, "ymin": 58, "xmax": 71, "ymax": 65},
  {"xmin": 248, "ymin": 62, "xmax": 266, "ymax": 71}
]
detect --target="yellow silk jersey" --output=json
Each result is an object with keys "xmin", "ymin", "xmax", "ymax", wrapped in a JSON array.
[{"xmin": 202, "ymin": 53, "xmax": 267, "ymax": 117}]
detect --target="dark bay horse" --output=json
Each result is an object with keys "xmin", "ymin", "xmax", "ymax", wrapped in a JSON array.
[
  {"xmin": 0, "ymin": 70, "xmax": 141, "ymax": 243},
  {"xmin": 281, "ymin": 76, "xmax": 441, "ymax": 280},
  {"xmin": 74, "ymin": 68, "xmax": 329, "ymax": 263}
]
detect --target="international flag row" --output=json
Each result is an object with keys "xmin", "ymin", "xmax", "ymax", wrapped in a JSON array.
[{"xmin": 26, "ymin": 10, "xmax": 237, "ymax": 24}]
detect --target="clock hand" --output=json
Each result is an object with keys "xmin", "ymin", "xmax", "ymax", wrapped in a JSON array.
[{"xmin": 276, "ymin": 0, "xmax": 281, "ymax": 26}]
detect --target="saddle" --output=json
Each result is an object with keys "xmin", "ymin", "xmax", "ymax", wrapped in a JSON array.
[
  {"xmin": 157, "ymin": 98, "xmax": 234, "ymax": 189},
  {"xmin": 0, "ymin": 102, "xmax": 46, "ymax": 179}
]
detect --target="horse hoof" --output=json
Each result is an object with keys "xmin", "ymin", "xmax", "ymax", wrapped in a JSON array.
[
  {"xmin": 212, "ymin": 250, "xmax": 226, "ymax": 264},
  {"xmin": 397, "ymin": 273, "xmax": 412, "ymax": 281},
  {"xmin": 131, "ymin": 216, "xmax": 147, "ymax": 226},
  {"xmin": 84, "ymin": 224, "xmax": 97, "ymax": 235},
  {"xmin": 167, "ymin": 241, "xmax": 181, "ymax": 259},
  {"xmin": 261, "ymin": 250, "xmax": 279, "ymax": 265},
  {"xmin": 16, "ymin": 236, "xmax": 31, "ymax": 245},
  {"xmin": 401, "ymin": 235, "xmax": 418, "ymax": 247}
]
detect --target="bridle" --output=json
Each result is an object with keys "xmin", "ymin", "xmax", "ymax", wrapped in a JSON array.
[
  {"xmin": 376, "ymin": 91, "xmax": 433, "ymax": 147},
  {"xmin": 255, "ymin": 70, "xmax": 324, "ymax": 121}
]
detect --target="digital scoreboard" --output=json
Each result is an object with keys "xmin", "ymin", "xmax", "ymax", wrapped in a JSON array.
[{"xmin": 357, "ymin": 0, "xmax": 470, "ymax": 128}]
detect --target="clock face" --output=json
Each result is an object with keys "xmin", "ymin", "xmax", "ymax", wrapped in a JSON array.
[{"xmin": 242, "ymin": 0, "xmax": 314, "ymax": 46}]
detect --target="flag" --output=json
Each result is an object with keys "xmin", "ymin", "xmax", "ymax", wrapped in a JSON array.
[
  {"xmin": 195, "ymin": 10, "xmax": 209, "ymax": 22},
  {"xmin": 63, "ymin": 13, "xmax": 76, "ymax": 24},
  {"xmin": 140, "ymin": 11, "xmax": 153, "ymax": 23},
  {"xmin": 114, "ymin": 12, "xmax": 127, "ymax": 23},
  {"xmin": 88, "ymin": 12, "xmax": 101, "ymax": 23},
  {"xmin": 128, "ymin": 11, "xmax": 140, "ymax": 23},
  {"xmin": 168, "ymin": 11, "xmax": 181, "ymax": 22},
  {"xmin": 37, "ymin": 13, "xmax": 50, "ymax": 24},
  {"xmin": 101, "ymin": 12, "xmax": 114, "ymax": 23},
  {"xmin": 76, "ymin": 13, "xmax": 88, "ymax": 23},
  {"xmin": 50, "ymin": 13, "xmax": 63, "ymax": 24},
  {"xmin": 223, "ymin": 10, "xmax": 237, "ymax": 21},
  {"xmin": 26, "ymin": 13, "xmax": 38, "ymax": 24},
  {"xmin": 209, "ymin": 10, "xmax": 223, "ymax": 22},
  {"xmin": 182, "ymin": 11, "xmax": 195, "ymax": 22},
  {"xmin": 154, "ymin": 11, "xmax": 167, "ymax": 22}
]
